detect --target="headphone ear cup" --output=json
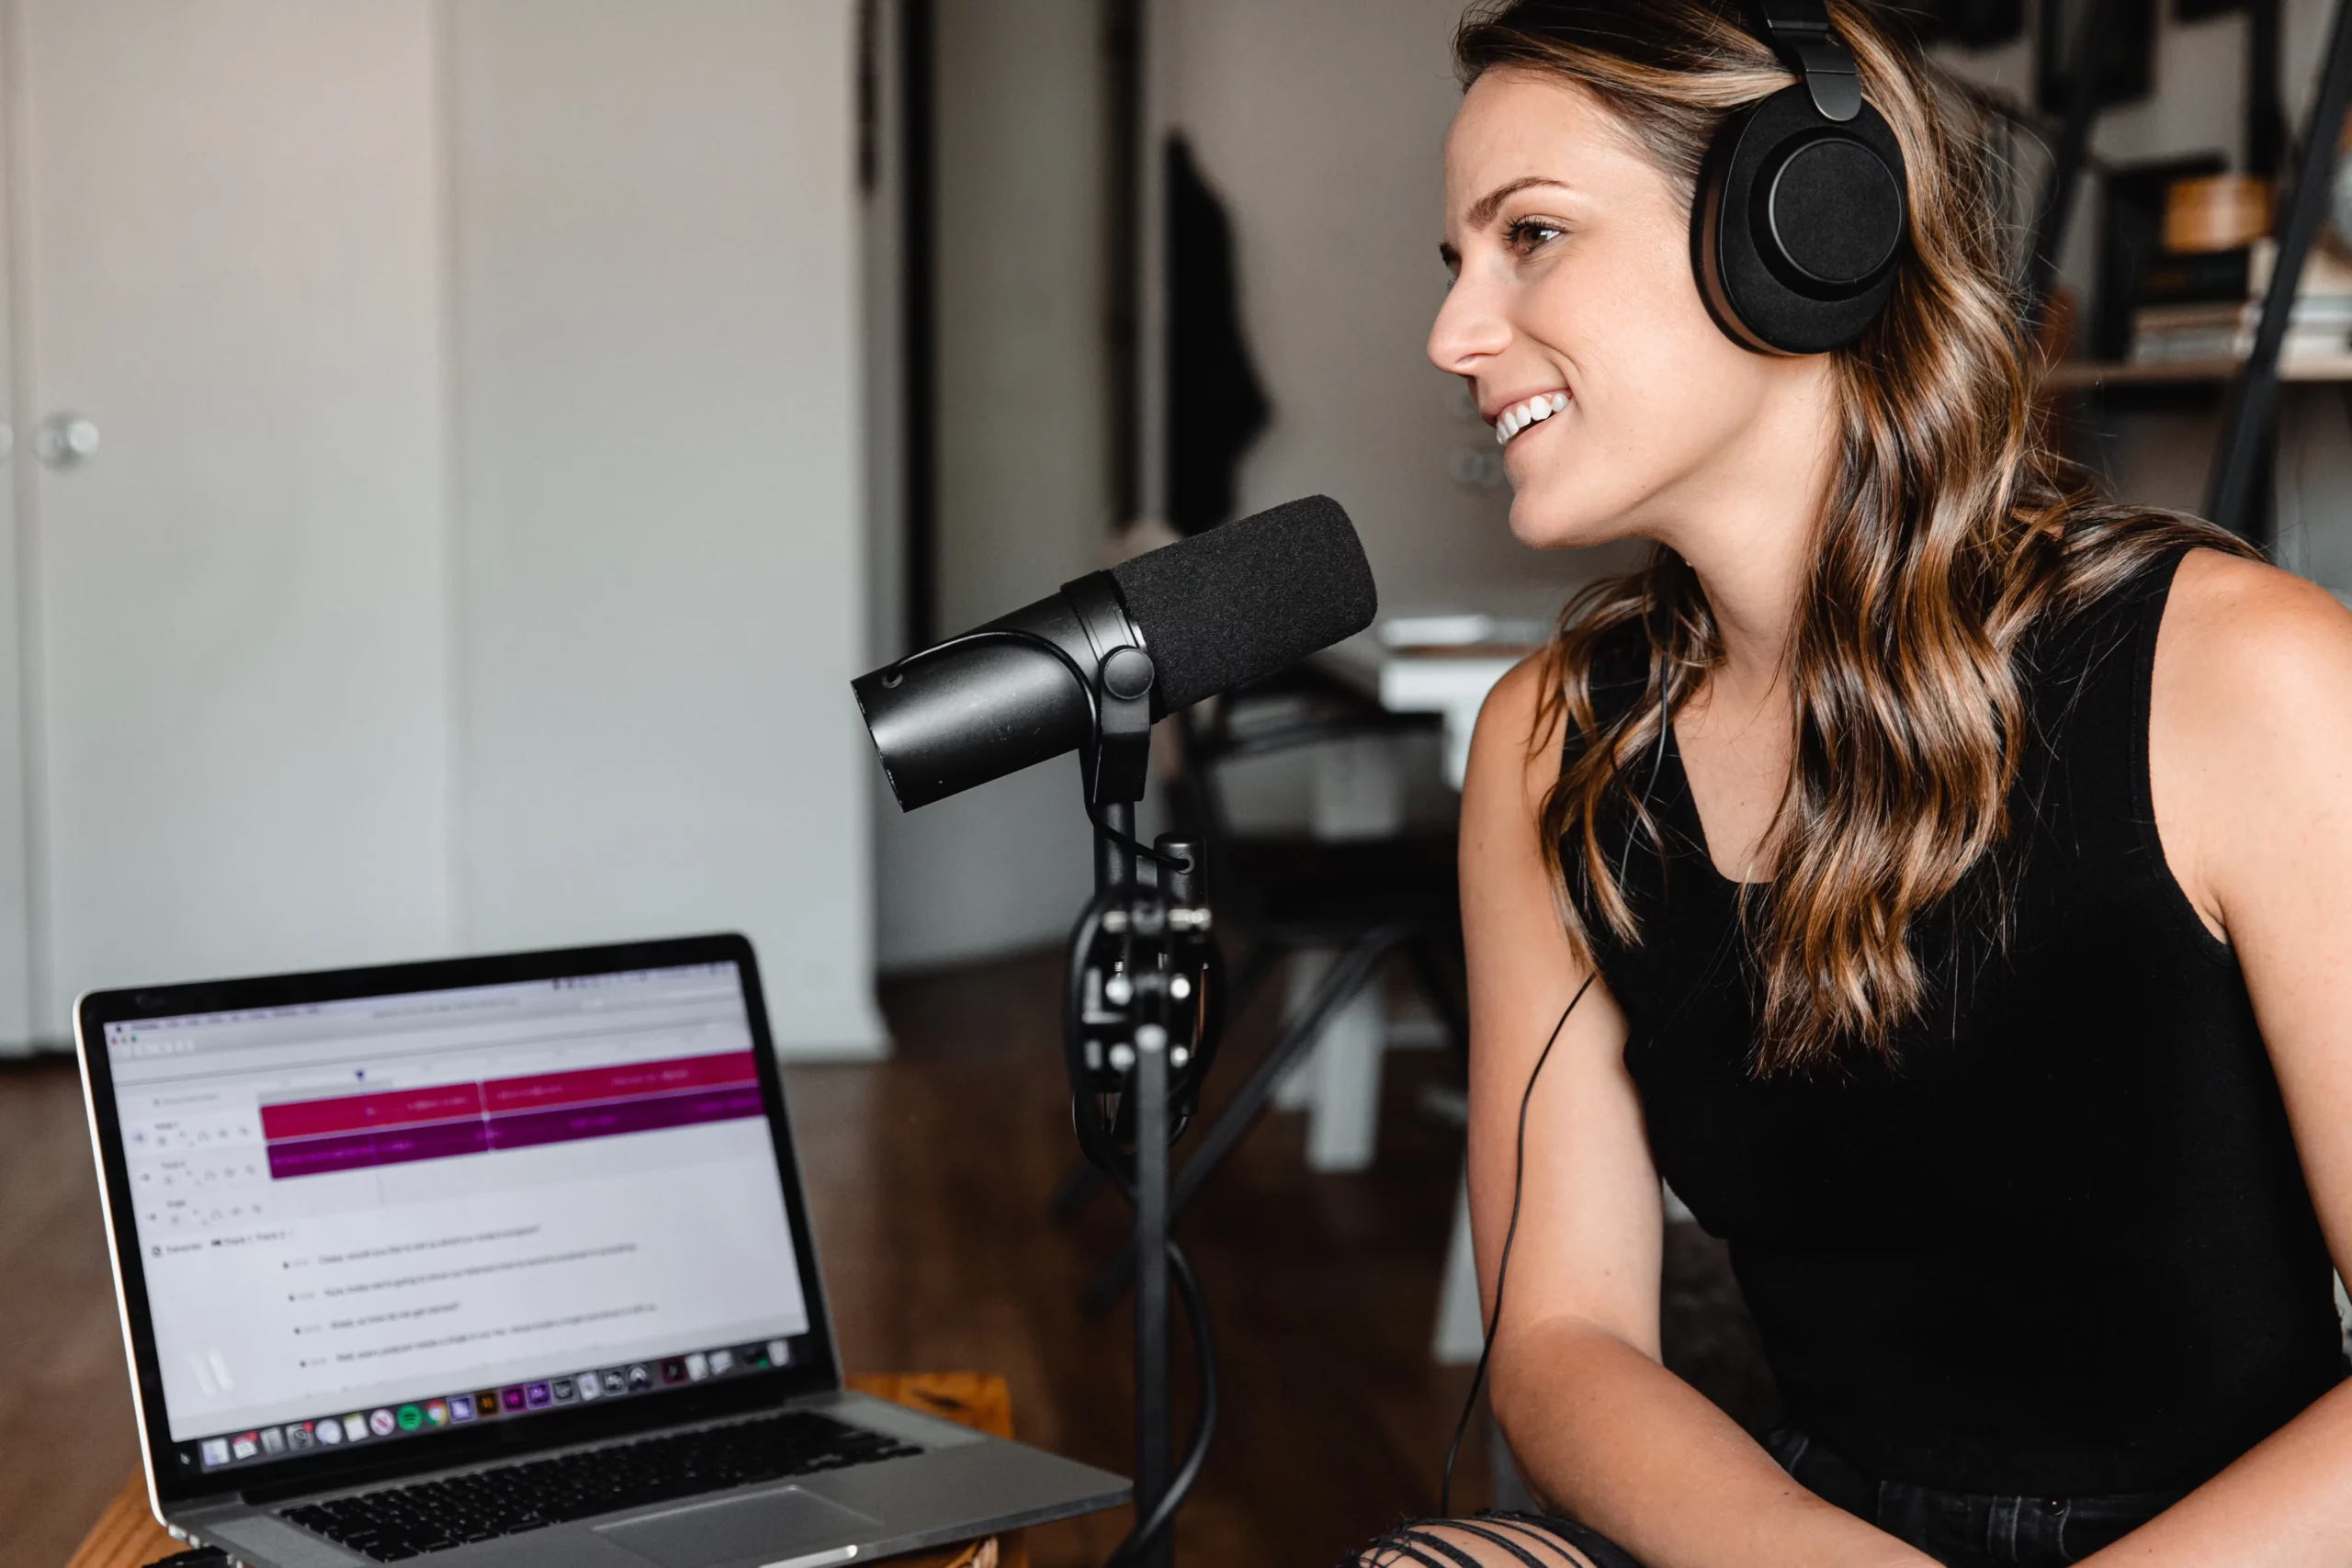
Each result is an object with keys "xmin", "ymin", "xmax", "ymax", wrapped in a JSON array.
[{"xmin": 1691, "ymin": 86, "xmax": 1909, "ymax": 355}]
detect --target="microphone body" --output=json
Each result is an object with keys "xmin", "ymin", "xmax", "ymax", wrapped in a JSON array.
[
  {"xmin": 854, "ymin": 495, "xmax": 1376, "ymax": 811},
  {"xmin": 855, "ymin": 586, "xmax": 1105, "ymax": 811}
]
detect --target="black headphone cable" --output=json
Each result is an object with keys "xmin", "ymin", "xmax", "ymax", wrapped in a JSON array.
[
  {"xmin": 1437, "ymin": 976, "xmax": 1590, "ymax": 1517},
  {"xmin": 1438, "ymin": 657, "xmax": 1677, "ymax": 1517}
]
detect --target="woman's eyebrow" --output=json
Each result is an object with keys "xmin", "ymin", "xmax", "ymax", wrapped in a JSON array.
[{"xmin": 1466, "ymin": 175, "xmax": 1572, "ymax": 229}]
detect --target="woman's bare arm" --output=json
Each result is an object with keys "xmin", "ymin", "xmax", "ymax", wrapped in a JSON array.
[
  {"xmin": 2076, "ymin": 550, "xmax": 2352, "ymax": 1566},
  {"xmin": 1453, "ymin": 658, "xmax": 1929, "ymax": 1568}
]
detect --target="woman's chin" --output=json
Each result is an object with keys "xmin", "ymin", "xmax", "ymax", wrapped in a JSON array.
[{"xmin": 1506, "ymin": 486, "xmax": 1634, "ymax": 552}]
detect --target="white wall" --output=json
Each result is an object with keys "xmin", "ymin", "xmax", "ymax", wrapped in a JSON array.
[
  {"xmin": 448, "ymin": 0, "xmax": 885, "ymax": 1055},
  {"xmin": 1153, "ymin": 0, "xmax": 1634, "ymax": 628},
  {"xmin": 872, "ymin": 0, "xmax": 1108, "ymax": 972},
  {"xmin": 0, "ymin": 11, "xmax": 28, "ymax": 1043}
]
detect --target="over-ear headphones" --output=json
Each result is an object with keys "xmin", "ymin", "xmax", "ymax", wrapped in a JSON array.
[{"xmin": 1693, "ymin": 0, "xmax": 1909, "ymax": 355}]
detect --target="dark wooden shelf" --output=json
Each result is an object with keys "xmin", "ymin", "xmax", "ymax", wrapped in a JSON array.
[{"xmin": 2044, "ymin": 355, "xmax": 2352, "ymax": 389}]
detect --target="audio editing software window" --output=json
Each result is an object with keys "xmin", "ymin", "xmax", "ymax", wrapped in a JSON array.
[{"xmin": 105, "ymin": 963, "xmax": 811, "ymax": 1452}]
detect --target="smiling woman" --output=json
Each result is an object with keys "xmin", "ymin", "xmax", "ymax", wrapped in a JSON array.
[{"xmin": 1354, "ymin": 3, "xmax": 2352, "ymax": 1568}]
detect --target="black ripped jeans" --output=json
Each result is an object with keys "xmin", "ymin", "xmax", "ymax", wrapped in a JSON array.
[{"xmin": 1358, "ymin": 1428, "xmax": 2181, "ymax": 1568}]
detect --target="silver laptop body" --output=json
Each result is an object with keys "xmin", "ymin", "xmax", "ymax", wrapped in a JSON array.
[{"xmin": 78, "ymin": 933, "xmax": 1126, "ymax": 1568}]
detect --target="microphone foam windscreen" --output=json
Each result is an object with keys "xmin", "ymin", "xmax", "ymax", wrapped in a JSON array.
[{"xmin": 1109, "ymin": 495, "xmax": 1378, "ymax": 714}]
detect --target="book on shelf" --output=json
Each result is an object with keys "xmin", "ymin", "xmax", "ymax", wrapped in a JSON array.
[
  {"xmin": 2133, "ymin": 297, "xmax": 2352, "ymax": 327},
  {"xmin": 2136, "ymin": 236, "xmax": 2352, "ymax": 305},
  {"xmin": 2128, "ymin": 239, "xmax": 2352, "ymax": 363},
  {"xmin": 2128, "ymin": 323, "xmax": 2352, "ymax": 363},
  {"xmin": 2129, "ymin": 303, "xmax": 2352, "ymax": 362}
]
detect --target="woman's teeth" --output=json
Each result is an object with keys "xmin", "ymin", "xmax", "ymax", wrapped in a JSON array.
[{"xmin": 1494, "ymin": 391, "xmax": 1569, "ymax": 445}]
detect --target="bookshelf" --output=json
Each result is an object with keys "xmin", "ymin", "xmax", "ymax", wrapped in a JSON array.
[
  {"xmin": 2046, "ymin": 355, "xmax": 2352, "ymax": 389},
  {"xmin": 2020, "ymin": 0, "xmax": 2352, "ymax": 536}
]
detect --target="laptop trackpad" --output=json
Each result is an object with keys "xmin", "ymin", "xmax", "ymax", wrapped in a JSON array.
[{"xmin": 597, "ymin": 1486, "xmax": 881, "ymax": 1568}]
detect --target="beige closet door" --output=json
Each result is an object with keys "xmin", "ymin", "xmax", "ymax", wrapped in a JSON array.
[
  {"xmin": 446, "ymin": 1, "xmax": 883, "ymax": 1056},
  {"xmin": 8, "ymin": 0, "xmax": 455, "ymax": 1035}
]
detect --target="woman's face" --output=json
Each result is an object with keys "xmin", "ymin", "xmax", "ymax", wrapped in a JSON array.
[{"xmin": 1429, "ymin": 71, "xmax": 1819, "ymax": 552}]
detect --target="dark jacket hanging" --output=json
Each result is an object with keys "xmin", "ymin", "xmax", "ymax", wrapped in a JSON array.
[{"xmin": 1164, "ymin": 133, "xmax": 1272, "ymax": 536}]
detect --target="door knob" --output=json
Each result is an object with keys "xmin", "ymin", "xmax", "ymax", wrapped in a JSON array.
[{"xmin": 35, "ymin": 412, "xmax": 98, "ymax": 469}]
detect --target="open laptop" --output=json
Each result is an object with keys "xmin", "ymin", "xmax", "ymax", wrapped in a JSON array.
[{"xmin": 77, "ymin": 933, "xmax": 1127, "ymax": 1567}]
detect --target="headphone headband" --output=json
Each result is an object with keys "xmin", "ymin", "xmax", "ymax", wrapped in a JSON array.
[{"xmin": 1748, "ymin": 0, "xmax": 1861, "ymax": 121}]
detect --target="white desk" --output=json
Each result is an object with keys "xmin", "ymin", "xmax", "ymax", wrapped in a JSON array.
[{"xmin": 1317, "ymin": 630, "xmax": 1542, "ymax": 789}]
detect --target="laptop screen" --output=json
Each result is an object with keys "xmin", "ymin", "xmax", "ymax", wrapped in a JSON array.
[{"xmin": 96, "ymin": 956, "xmax": 816, "ymax": 1482}]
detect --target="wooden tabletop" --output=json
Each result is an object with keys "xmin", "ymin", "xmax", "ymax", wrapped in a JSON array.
[{"xmin": 68, "ymin": 1372, "xmax": 1023, "ymax": 1568}]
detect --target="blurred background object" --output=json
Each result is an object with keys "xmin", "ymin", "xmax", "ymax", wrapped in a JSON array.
[
  {"xmin": 2164, "ymin": 170, "xmax": 2277, "ymax": 248},
  {"xmin": 2038, "ymin": 0, "xmax": 2159, "ymax": 113}
]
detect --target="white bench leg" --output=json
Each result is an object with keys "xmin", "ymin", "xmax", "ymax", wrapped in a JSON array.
[
  {"xmin": 1305, "ymin": 971, "xmax": 1385, "ymax": 1171},
  {"xmin": 1272, "ymin": 952, "xmax": 1325, "ymax": 1112},
  {"xmin": 1435, "ymin": 1174, "xmax": 1698, "ymax": 1367},
  {"xmin": 1264, "ymin": 734, "xmax": 1407, "ymax": 1168},
  {"xmin": 1269, "ymin": 948, "xmax": 1390, "ymax": 1172},
  {"xmin": 1432, "ymin": 1165, "xmax": 1486, "ymax": 1365}
]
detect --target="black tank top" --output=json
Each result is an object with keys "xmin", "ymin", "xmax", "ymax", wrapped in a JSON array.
[{"xmin": 1566, "ymin": 547, "xmax": 2346, "ymax": 1497}]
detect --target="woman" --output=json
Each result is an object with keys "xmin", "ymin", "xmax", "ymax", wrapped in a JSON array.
[{"xmin": 1365, "ymin": 3, "xmax": 2352, "ymax": 1565}]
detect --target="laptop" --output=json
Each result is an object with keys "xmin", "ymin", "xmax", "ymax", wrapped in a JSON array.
[{"xmin": 77, "ymin": 933, "xmax": 1127, "ymax": 1567}]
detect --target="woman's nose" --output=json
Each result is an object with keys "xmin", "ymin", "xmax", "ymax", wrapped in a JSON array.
[{"xmin": 1428, "ymin": 269, "xmax": 1511, "ymax": 376}]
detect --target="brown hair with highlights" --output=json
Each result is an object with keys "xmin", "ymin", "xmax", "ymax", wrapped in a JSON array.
[{"xmin": 1455, "ymin": 0, "xmax": 2256, "ymax": 1071}]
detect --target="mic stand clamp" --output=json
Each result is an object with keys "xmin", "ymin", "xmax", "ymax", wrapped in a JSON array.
[
  {"xmin": 1059, "ymin": 626, "xmax": 1221, "ymax": 1568},
  {"xmin": 1058, "ymin": 570, "xmax": 1156, "ymax": 809}
]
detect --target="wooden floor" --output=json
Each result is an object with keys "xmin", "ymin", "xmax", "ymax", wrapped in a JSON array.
[{"xmin": 0, "ymin": 951, "xmax": 1771, "ymax": 1568}]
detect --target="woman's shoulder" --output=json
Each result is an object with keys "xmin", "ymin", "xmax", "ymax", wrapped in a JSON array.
[
  {"xmin": 1466, "ymin": 617, "xmax": 1650, "ymax": 780},
  {"xmin": 2044, "ymin": 541, "xmax": 2352, "ymax": 765},
  {"xmin": 2031, "ymin": 536, "xmax": 2340, "ymax": 693},
  {"xmin": 1465, "ymin": 649, "xmax": 1564, "ymax": 820},
  {"xmin": 2149, "ymin": 548, "xmax": 2352, "ymax": 934},
  {"xmin": 2158, "ymin": 548, "xmax": 2352, "ymax": 721},
  {"xmin": 2167, "ymin": 544, "xmax": 2349, "ymax": 632}
]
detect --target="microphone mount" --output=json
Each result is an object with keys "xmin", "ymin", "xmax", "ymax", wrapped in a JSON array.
[
  {"xmin": 1058, "ymin": 571, "xmax": 1158, "ymax": 808},
  {"xmin": 858, "ymin": 495, "xmax": 1378, "ymax": 1565}
]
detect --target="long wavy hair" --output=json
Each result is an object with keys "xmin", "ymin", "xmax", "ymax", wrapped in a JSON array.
[{"xmin": 1456, "ymin": 0, "xmax": 2256, "ymax": 1072}]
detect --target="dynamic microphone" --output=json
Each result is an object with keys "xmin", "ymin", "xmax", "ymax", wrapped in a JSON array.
[{"xmin": 853, "ymin": 494, "xmax": 1376, "ymax": 811}]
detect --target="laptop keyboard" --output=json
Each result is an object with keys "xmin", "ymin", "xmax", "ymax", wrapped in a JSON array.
[{"xmin": 278, "ymin": 1409, "xmax": 922, "ymax": 1561}]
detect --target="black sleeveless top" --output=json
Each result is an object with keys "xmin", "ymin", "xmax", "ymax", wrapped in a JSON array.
[{"xmin": 1566, "ymin": 548, "xmax": 2346, "ymax": 1497}]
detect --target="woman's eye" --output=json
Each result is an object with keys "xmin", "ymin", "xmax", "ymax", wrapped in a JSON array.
[{"xmin": 1506, "ymin": 220, "xmax": 1563, "ymax": 254}]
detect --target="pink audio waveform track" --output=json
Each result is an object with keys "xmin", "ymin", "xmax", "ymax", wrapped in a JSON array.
[{"xmin": 256, "ymin": 1051, "xmax": 763, "ymax": 1180}]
